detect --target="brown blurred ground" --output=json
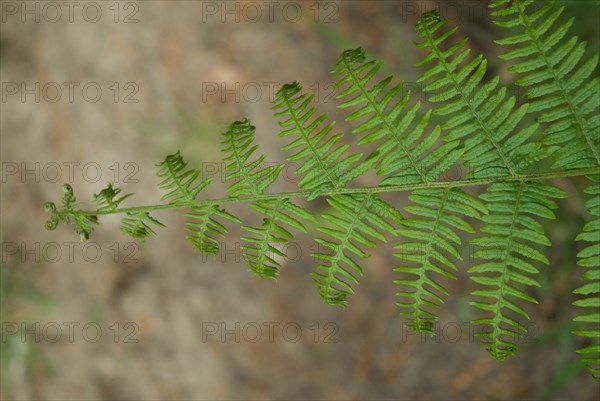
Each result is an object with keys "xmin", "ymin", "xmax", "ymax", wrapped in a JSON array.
[{"xmin": 1, "ymin": 1, "xmax": 599, "ymax": 400}]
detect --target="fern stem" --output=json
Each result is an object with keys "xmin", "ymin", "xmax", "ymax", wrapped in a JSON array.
[{"xmin": 54, "ymin": 167, "xmax": 600, "ymax": 218}]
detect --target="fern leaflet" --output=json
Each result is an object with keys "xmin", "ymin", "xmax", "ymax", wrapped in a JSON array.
[
  {"xmin": 469, "ymin": 181, "xmax": 567, "ymax": 359},
  {"xmin": 93, "ymin": 182, "xmax": 133, "ymax": 212},
  {"xmin": 415, "ymin": 10, "xmax": 547, "ymax": 179},
  {"xmin": 157, "ymin": 151, "xmax": 239, "ymax": 253},
  {"xmin": 395, "ymin": 187, "xmax": 487, "ymax": 332},
  {"xmin": 491, "ymin": 0, "xmax": 599, "ymax": 375},
  {"xmin": 274, "ymin": 82, "xmax": 401, "ymax": 305},
  {"xmin": 120, "ymin": 211, "xmax": 165, "ymax": 240},
  {"xmin": 491, "ymin": 0, "xmax": 600, "ymax": 169},
  {"xmin": 415, "ymin": 10, "xmax": 568, "ymax": 357},
  {"xmin": 222, "ymin": 119, "xmax": 316, "ymax": 277},
  {"xmin": 44, "ymin": 184, "xmax": 98, "ymax": 241},
  {"xmin": 573, "ymin": 175, "xmax": 600, "ymax": 381},
  {"xmin": 273, "ymin": 82, "xmax": 373, "ymax": 199},
  {"xmin": 312, "ymin": 193, "xmax": 402, "ymax": 306},
  {"xmin": 332, "ymin": 46, "xmax": 487, "ymax": 331},
  {"xmin": 333, "ymin": 47, "xmax": 464, "ymax": 184}
]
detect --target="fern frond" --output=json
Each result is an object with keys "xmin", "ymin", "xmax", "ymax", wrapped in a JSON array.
[
  {"xmin": 273, "ymin": 82, "xmax": 372, "ymax": 199},
  {"xmin": 120, "ymin": 211, "xmax": 165, "ymax": 240},
  {"xmin": 93, "ymin": 183, "xmax": 133, "ymax": 211},
  {"xmin": 274, "ymin": 81, "xmax": 402, "ymax": 303},
  {"xmin": 312, "ymin": 193, "xmax": 402, "ymax": 306},
  {"xmin": 395, "ymin": 187, "xmax": 487, "ymax": 332},
  {"xmin": 156, "ymin": 151, "xmax": 239, "ymax": 253},
  {"xmin": 40, "ymin": 5, "xmax": 600, "ymax": 381},
  {"xmin": 221, "ymin": 119, "xmax": 283, "ymax": 197},
  {"xmin": 573, "ymin": 175, "xmax": 600, "ymax": 381},
  {"xmin": 242, "ymin": 197, "xmax": 315, "ymax": 278},
  {"xmin": 185, "ymin": 203, "xmax": 240, "ymax": 254},
  {"xmin": 332, "ymin": 46, "xmax": 485, "ymax": 326},
  {"xmin": 415, "ymin": 10, "xmax": 543, "ymax": 178},
  {"xmin": 491, "ymin": 0, "xmax": 600, "ymax": 169},
  {"xmin": 469, "ymin": 181, "xmax": 567, "ymax": 359},
  {"xmin": 414, "ymin": 10, "xmax": 571, "ymax": 359},
  {"xmin": 333, "ymin": 47, "xmax": 464, "ymax": 184},
  {"xmin": 44, "ymin": 184, "xmax": 98, "ymax": 241},
  {"xmin": 156, "ymin": 150, "xmax": 211, "ymax": 204},
  {"xmin": 222, "ymin": 119, "xmax": 316, "ymax": 277}
]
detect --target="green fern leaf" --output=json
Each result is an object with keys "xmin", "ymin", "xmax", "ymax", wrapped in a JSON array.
[
  {"xmin": 44, "ymin": 184, "xmax": 98, "ymax": 241},
  {"xmin": 414, "ymin": 10, "xmax": 573, "ymax": 359},
  {"xmin": 490, "ymin": 0, "xmax": 600, "ymax": 169},
  {"xmin": 221, "ymin": 119, "xmax": 283, "ymax": 197},
  {"xmin": 273, "ymin": 82, "xmax": 369, "ymax": 199},
  {"xmin": 274, "ymin": 81, "xmax": 401, "ymax": 305},
  {"xmin": 93, "ymin": 183, "xmax": 133, "ymax": 212},
  {"xmin": 185, "ymin": 202, "xmax": 240, "ymax": 254},
  {"xmin": 395, "ymin": 187, "xmax": 487, "ymax": 332},
  {"xmin": 156, "ymin": 151, "xmax": 239, "ymax": 253},
  {"xmin": 312, "ymin": 193, "xmax": 402, "ymax": 306},
  {"xmin": 40, "ymin": 5, "xmax": 600, "ymax": 382},
  {"xmin": 333, "ymin": 47, "xmax": 464, "ymax": 184},
  {"xmin": 415, "ymin": 10, "xmax": 542, "ymax": 178},
  {"xmin": 332, "ymin": 46, "xmax": 486, "ymax": 327},
  {"xmin": 490, "ymin": 1, "xmax": 599, "ymax": 374},
  {"xmin": 573, "ymin": 175, "xmax": 600, "ymax": 381},
  {"xmin": 222, "ymin": 119, "xmax": 316, "ymax": 277},
  {"xmin": 120, "ymin": 211, "xmax": 165, "ymax": 240},
  {"xmin": 469, "ymin": 181, "xmax": 567, "ymax": 359},
  {"xmin": 156, "ymin": 150, "xmax": 211, "ymax": 204},
  {"xmin": 94, "ymin": 182, "xmax": 160, "ymax": 240}
]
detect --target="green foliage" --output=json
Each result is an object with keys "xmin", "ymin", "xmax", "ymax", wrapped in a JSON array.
[
  {"xmin": 158, "ymin": 150, "xmax": 239, "ymax": 253},
  {"xmin": 490, "ymin": 0, "xmax": 599, "ymax": 377},
  {"xmin": 119, "ymin": 211, "xmax": 165, "ymax": 240},
  {"xmin": 395, "ymin": 187, "xmax": 486, "ymax": 333},
  {"xmin": 44, "ymin": 1, "xmax": 600, "ymax": 381},
  {"xmin": 222, "ymin": 119, "xmax": 315, "ymax": 277},
  {"xmin": 415, "ymin": 6, "xmax": 557, "ymax": 358},
  {"xmin": 415, "ymin": 8, "xmax": 544, "ymax": 178},
  {"xmin": 273, "ymin": 82, "xmax": 370, "ymax": 199},
  {"xmin": 93, "ymin": 182, "xmax": 133, "ymax": 211},
  {"xmin": 573, "ymin": 175, "xmax": 600, "ymax": 380},
  {"xmin": 491, "ymin": 0, "xmax": 600, "ymax": 170},
  {"xmin": 332, "ymin": 46, "xmax": 486, "ymax": 329},
  {"xmin": 469, "ymin": 181, "xmax": 567, "ymax": 359},
  {"xmin": 44, "ymin": 184, "xmax": 98, "ymax": 241},
  {"xmin": 312, "ymin": 192, "xmax": 402, "ymax": 306}
]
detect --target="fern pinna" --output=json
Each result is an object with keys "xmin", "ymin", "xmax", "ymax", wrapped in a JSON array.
[
  {"xmin": 44, "ymin": 3, "xmax": 599, "ymax": 381},
  {"xmin": 333, "ymin": 47, "xmax": 487, "ymax": 331},
  {"xmin": 274, "ymin": 82, "xmax": 402, "ymax": 305},
  {"xmin": 490, "ymin": 0, "xmax": 599, "ymax": 377},
  {"xmin": 221, "ymin": 118, "xmax": 315, "ymax": 278},
  {"xmin": 415, "ymin": 8, "xmax": 570, "ymax": 360}
]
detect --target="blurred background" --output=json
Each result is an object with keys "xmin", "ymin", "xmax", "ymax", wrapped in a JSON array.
[{"xmin": 1, "ymin": 1, "xmax": 599, "ymax": 399}]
